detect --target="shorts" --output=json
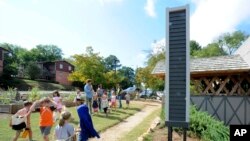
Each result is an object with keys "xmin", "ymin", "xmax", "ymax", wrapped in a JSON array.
[
  {"xmin": 40, "ymin": 126, "xmax": 52, "ymax": 136},
  {"xmin": 103, "ymin": 107, "xmax": 108, "ymax": 113}
]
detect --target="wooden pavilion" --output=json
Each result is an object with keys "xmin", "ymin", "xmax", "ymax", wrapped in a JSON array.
[{"xmin": 152, "ymin": 37, "xmax": 250, "ymax": 96}]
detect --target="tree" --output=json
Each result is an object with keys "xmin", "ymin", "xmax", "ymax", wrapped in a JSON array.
[
  {"xmin": 135, "ymin": 51, "xmax": 165, "ymax": 91},
  {"xmin": 68, "ymin": 46, "xmax": 106, "ymax": 85},
  {"xmin": 25, "ymin": 62, "xmax": 41, "ymax": 80},
  {"xmin": 193, "ymin": 43, "xmax": 227, "ymax": 58},
  {"xmin": 103, "ymin": 70, "xmax": 124, "ymax": 89},
  {"xmin": 118, "ymin": 66, "xmax": 135, "ymax": 89},
  {"xmin": 190, "ymin": 40, "xmax": 202, "ymax": 57},
  {"xmin": 217, "ymin": 31, "xmax": 248, "ymax": 55},
  {"xmin": 0, "ymin": 43, "xmax": 19, "ymax": 79},
  {"xmin": 103, "ymin": 55, "xmax": 121, "ymax": 72},
  {"xmin": 30, "ymin": 44, "xmax": 63, "ymax": 62}
]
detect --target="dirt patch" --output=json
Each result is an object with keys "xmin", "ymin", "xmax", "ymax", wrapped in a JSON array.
[{"xmin": 145, "ymin": 127, "xmax": 200, "ymax": 141}]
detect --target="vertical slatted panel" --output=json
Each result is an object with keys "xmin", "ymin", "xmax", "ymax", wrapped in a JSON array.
[{"xmin": 168, "ymin": 9, "xmax": 186, "ymax": 122}]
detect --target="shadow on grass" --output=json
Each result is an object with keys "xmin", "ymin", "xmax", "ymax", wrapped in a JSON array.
[
  {"xmin": 94, "ymin": 114, "xmax": 124, "ymax": 121},
  {"xmin": 144, "ymin": 103, "xmax": 160, "ymax": 107}
]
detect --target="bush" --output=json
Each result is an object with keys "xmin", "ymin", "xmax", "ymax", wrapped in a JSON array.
[
  {"xmin": 0, "ymin": 87, "xmax": 16, "ymax": 104},
  {"xmin": 25, "ymin": 62, "xmax": 41, "ymax": 80},
  {"xmin": 189, "ymin": 105, "xmax": 229, "ymax": 141},
  {"xmin": 28, "ymin": 87, "xmax": 41, "ymax": 101},
  {"xmin": 160, "ymin": 106, "xmax": 229, "ymax": 141}
]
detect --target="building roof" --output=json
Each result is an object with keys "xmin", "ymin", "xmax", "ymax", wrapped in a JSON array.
[
  {"xmin": 235, "ymin": 36, "xmax": 250, "ymax": 66},
  {"xmin": 37, "ymin": 60, "xmax": 74, "ymax": 66},
  {"xmin": 152, "ymin": 55, "xmax": 250, "ymax": 75},
  {"xmin": 0, "ymin": 47, "xmax": 9, "ymax": 52}
]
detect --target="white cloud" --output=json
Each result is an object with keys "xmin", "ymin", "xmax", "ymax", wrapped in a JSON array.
[
  {"xmin": 152, "ymin": 38, "xmax": 165, "ymax": 55},
  {"xmin": 190, "ymin": 0, "xmax": 250, "ymax": 46},
  {"xmin": 144, "ymin": 0, "xmax": 156, "ymax": 17}
]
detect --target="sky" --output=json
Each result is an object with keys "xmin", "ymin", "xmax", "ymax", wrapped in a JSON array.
[{"xmin": 0, "ymin": 0, "xmax": 250, "ymax": 69}]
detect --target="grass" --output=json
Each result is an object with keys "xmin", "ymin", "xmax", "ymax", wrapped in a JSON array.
[
  {"xmin": 11, "ymin": 78, "xmax": 76, "ymax": 91},
  {"xmin": 0, "ymin": 101, "xmax": 144, "ymax": 141},
  {"xmin": 120, "ymin": 108, "xmax": 161, "ymax": 141}
]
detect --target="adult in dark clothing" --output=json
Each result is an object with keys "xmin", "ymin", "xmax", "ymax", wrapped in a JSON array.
[{"xmin": 77, "ymin": 100, "xmax": 100, "ymax": 141}]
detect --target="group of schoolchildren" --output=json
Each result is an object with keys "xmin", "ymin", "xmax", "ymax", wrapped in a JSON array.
[
  {"xmin": 90, "ymin": 84, "xmax": 131, "ymax": 117},
  {"xmin": 10, "ymin": 88, "xmax": 99, "ymax": 141},
  {"xmin": 10, "ymin": 79, "xmax": 131, "ymax": 141}
]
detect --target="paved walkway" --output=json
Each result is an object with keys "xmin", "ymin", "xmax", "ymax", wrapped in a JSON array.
[{"xmin": 90, "ymin": 101, "xmax": 161, "ymax": 141}]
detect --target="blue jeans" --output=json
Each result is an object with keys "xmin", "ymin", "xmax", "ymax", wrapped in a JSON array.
[{"xmin": 118, "ymin": 95, "xmax": 122, "ymax": 108}]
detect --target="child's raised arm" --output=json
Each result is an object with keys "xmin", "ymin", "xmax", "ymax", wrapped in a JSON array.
[
  {"xmin": 26, "ymin": 100, "xmax": 38, "ymax": 116},
  {"xmin": 48, "ymin": 97, "xmax": 57, "ymax": 107}
]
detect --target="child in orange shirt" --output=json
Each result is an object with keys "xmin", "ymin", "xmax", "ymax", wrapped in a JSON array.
[{"xmin": 37, "ymin": 97, "xmax": 57, "ymax": 141}]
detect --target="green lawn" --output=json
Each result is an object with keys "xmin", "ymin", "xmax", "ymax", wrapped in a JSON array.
[
  {"xmin": 0, "ymin": 101, "xmax": 144, "ymax": 141},
  {"xmin": 120, "ymin": 108, "xmax": 161, "ymax": 141}
]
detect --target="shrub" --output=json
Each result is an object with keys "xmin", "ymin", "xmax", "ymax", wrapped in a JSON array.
[
  {"xmin": 25, "ymin": 62, "xmax": 41, "ymax": 80},
  {"xmin": 0, "ymin": 87, "xmax": 16, "ymax": 104},
  {"xmin": 160, "ymin": 106, "xmax": 229, "ymax": 141},
  {"xmin": 63, "ymin": 93, "xmax": 76, "ymax": 101},
  {"xmin": 28, "ymin": 87, "xmax": 41, "ymax": 101},
  {"xmin": 189, "ymin": 105, "xmax": 229, "ymax": 141}
]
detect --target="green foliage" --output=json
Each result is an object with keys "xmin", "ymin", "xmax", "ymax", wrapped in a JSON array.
[
  {"xmin": 28, "ymin": 87, "xmax": 41, "ymax": 101},
  {"xmin": 69, "ymin": 46, "xmax": 106, "ymax": 84},
  {"xmin": 189, "ymin": 105, "xmax": 229, "ymax": 141},
  {"xmin": 160, "ymin": 106, "xmax": 229, "ymax": 141},
  {"xmin": 193, "ymin": 43, "xmax": 227, "ymax": 58},
  {"xmin": 103, "ymin": 70, "xmax": 124, "ymax": 89},
  {"xmin": 0, "ymin": 88, "xmax": 16, "ymax": 104},
  {"xmin": 118, "ymin": 66, "xmax": 135, "ymax": 89},
  {"xmin": 0, "ymin": 44, "xmax": 18, "ymax": 81},
  {"xmin": 135, "ymin": 66, "xmax": 164, "ymax": 91},
  {"xmin": 30, "ymin": 44, "xmax": 63, "ymax": 62},
  {"xmin": 217, "ymin": 31, "xmax": 248, "ymax": 55},
  {"xmin": 63, "ymin": 93, "xmax": 77, "ymax": 101},
  {"xmin": 25, "ymin": 62, "xmax": 41, "ymax": 80},
  {"xmin": 104, "ymin": 55, "xmax": 121, "ymax": 71},
  {"xmin": 190, "ymin": 40, "xmax": 202, "ymax": 56}
]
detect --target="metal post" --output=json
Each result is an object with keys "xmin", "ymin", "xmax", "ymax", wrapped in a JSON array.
[
  {"xmin": 114, "ymin": 59, "xmax": 117, "ymax": 94},
  {"xmin": 168, "ymin": 126, "xmax": 173, "ymax": 141},
  {"xmin": 183, "ymin": 128, "xmax": 187, "ymax": 141}
]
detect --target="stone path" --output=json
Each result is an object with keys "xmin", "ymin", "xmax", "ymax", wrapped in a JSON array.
[{"xmin": 90, "ymin": 101, "xmax": 161, "ymax": 141}]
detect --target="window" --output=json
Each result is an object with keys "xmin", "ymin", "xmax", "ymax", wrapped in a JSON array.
[
  {"xmin": 60, "ymin": 64, "xmax": 63, "ymax": 69},
  {"xmin": 68, "ymin": 66, "xmax": 72, "ymax": 71}
]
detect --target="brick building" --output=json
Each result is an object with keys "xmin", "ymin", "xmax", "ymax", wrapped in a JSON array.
[{"xmin": 38, "ymin": 61, "xmax": 74, "ymax": 85}]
